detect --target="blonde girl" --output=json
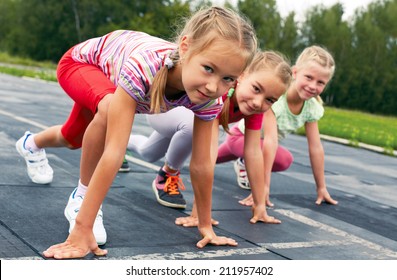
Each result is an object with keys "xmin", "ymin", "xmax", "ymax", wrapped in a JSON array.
[
  {"xmin": 232, "ymin": 45, "xmax": 338, "ymax": 207},
  {"xmin": 42, "ymin": 6, "xmax": 257, "ymax": 259},
  {"xmin": 128, "ymin": 50, "xmax": 292, "ymax": 225}
]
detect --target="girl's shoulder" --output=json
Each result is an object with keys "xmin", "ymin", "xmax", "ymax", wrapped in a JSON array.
[{"xmin": 303, "ymin": 98, "xmax": 324, "ymax": 122}]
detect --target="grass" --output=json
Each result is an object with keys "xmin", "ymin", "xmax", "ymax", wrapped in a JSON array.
[
  {"xmin": 0, "ymin": 52, "xmax": 57, "ymax": 81},
  {"xmin": 296, "ymin": 107, "xmax": 397, "ymax": 154},
  {"xmin": 0, "ymin": 51, "xmax": 396, "ymax": 155}
]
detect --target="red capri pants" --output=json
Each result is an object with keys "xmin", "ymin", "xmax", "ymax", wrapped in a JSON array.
[{"xmin": 57, "ymin": 48, "xmax": 116, "ymax": 148}]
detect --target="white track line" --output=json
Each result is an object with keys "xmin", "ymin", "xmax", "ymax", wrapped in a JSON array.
[{"xmin": 0, "ymin": 109, "xmax": 48, "ymax": 130}]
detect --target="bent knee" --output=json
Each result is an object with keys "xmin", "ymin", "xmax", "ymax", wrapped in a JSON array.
[{"xmin": 273, "ymin": 153, "xmax": 294, "ymax": 172}]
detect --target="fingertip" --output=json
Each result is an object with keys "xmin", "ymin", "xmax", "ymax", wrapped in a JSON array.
[
  {"xmin": 54, "ymin": 253, "xmax": 63, "ymax": 260},
  {"xmin": 93, "ymin": 247, "xmax": 108, "ymax": 256},
  {"xmin": 101, "ymin": 249, "xmax": 108, "ymax": 256},
  {"xmin": 329, "ymin": 199, "xmax": 338, "ymax": 205}
]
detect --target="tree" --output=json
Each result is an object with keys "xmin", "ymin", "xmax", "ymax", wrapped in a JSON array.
[
  {"xmin": 350, "ymin": 0, "xmax": 397, "ymax": 114},
  {"xmin": 237, "ymin": 0, "xmax": 283, "ymax": 50},
  {"xmin": 300, "ymin": 3, "xmax": 353, "ymax": 107}
]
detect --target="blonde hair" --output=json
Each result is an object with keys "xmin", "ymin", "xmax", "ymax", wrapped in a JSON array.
[
  {"xmin": 295, "ymin": 45, "xmax": 335, "ymax": 105},
  {"xmin": 150, "ymin": 6, "xmax": 257, "ymax": 113},
  {"xmin": 219, "ymin": 50, "xmax": 292, "ymax": 132}
]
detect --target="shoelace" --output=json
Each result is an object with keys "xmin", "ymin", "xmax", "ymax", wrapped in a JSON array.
[{"xmin": 164, "ymin": 175, "xmax": 186, "ymax": 195}]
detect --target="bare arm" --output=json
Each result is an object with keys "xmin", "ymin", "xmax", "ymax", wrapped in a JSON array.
[
  {"xmin": 44, "ymin": 86, "xmax": 136, "ymax": 259},
  {"xmin": 305, "ymin": 121, "xmax": 338, "ymax": 205},
  {"xmin": 244, "ymin": 128, "xmax": 265, "ymax": 205},
  {"xmin": 79, "ymin": 87, "xmax": 135, "ymax": 225},
  {"xmin": 244, "ymin": 126, "xmax": 281, "ymax": 224},
  {"xmin": 261, "ymin": 110, "xmax": 279, "ymax": 203},
  {"xmin": 191, "ymin": 116, "xmax": 237, "ymax": 248}
]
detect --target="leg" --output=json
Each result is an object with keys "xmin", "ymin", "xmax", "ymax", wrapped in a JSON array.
[
  {"xmin": 147, "ymin": 107, "xmax": 194, "ymax": 170},
  {"xmin": 57, "ymin": 48, "xmax": 116, "ymax": 245},
  {"xmin": 129, "ymin": 130, "xmax": 171, "ymax": 162},
  {"xmin": 272, "ymin": 145, "xmax": 293, "ymax": 172},
  {"xmin": 146, "ymin": 107, "xmax": 194, "ymax": 209},
  {"xmin": 216, "ymin": 125, "xmax": 245, "ymax": 163}
]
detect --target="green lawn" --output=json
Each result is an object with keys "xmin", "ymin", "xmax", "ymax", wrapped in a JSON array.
[
  {"xmin": 0, "ymin": 52, "xmax": 396, "ymax": 155},
  {"xmin": 296, "ymin": 107, "xmax": 397, "ymax": 154}
]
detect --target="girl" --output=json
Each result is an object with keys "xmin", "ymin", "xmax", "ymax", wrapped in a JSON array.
[
  {"xmin": 224, "ymin": 45, "xmax": 338, "ymax": 207},
  {"xmin": 128, "ymin": 50, "xmax": 292, "ymax": 225},
  {"xmin": 41, "ymin": 6, "xmax": 258, "ymax": 259}
]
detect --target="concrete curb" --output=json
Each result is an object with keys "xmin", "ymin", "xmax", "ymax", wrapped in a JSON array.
[{"xmin": 320, "ymin": 134, "xmax": 397, "ymax": 157}]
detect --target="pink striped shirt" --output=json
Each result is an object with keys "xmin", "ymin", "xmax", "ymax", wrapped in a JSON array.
[{"xmin": 71, "ymin": 30, "xmax": 223, "ymax": 121}]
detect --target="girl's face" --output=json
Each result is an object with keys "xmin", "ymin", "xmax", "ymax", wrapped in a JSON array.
[
  {"xmin": 235, "ymin": 70, "xmax": 286, "ymax": 116},
  {"xmin": 293, "ymin": 61, "xmax": 331, "ymax": 101},
  {"xmin": 180, "ymin": 37, "xmax": 246, "ymax": 105}
]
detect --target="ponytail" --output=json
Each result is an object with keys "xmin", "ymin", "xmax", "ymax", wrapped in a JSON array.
[
  {"xmin": 219, "ymin": 88, "xmax": 235, "ymax": 133},
  {"xmin": 150, "ymin": 51, "xmax": 180, "ymax": 113}
]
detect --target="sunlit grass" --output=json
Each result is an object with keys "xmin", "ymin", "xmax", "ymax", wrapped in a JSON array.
[
  {"xmin": 297, "ymin": 107, "xmax": 397, "ymax": 153},
  {"xmin": 0, "ymin": 52, "xmax": 56, "ymax": 81},
  {"xmin": 0, "ymin": 66, "xmax": 57, "ymax": 81},
  {"xmin": 0, "ymin": 52, "xmax": 56, "ymax": 68}
]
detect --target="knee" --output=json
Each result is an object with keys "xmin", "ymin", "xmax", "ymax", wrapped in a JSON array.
[
  {"xmin": 59, "ymin": 132, "xmax": 80, "ymax": 149},
  {"xmin": 140, "ymin": 152, "xmax": 159, "ymax": 163},
  {"xmin": 94, "ymin": 94, "xmax": 112, "ymax": 125},
  {"xmin": 60, "ymin": 134, "xmax": 81, "ymax": 150},
  {"xmin": 273, "ymin": 152, "xmax": 294, "ymax": 172}
]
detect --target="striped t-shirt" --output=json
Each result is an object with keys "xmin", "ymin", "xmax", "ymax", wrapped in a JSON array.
[{"xmin": 71, "ymin": 30, "xmax": 223, "ymax": 121}]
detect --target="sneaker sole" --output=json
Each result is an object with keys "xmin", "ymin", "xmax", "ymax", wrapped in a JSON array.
[
  {"xmin": 118, "ymin": 167, "xmax": 131, "ymax": 173},
  {"xmin": 64, "ymin": 205, "xmax": 107, "ymax": 245},
  {"xmin": 15, "ymin": 140, "xmax": 53, "ymax": 185},
  {"xmin": 151, "ymin": 180, "xmax": 186, "ymax": 209},
  {"xmin": 233, "ymin": 160, "xmax": 251, "ymax": 190}
]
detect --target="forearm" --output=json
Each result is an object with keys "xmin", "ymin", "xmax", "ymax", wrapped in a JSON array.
[
  {"xmin": 190, "ymin": 117, "xmax": 215, "ymax": 229},
  {"xmin": 190, "ymin": 162, "xmax": 213, "ymax": 227},
  {"xmin": 245, "ymin": 151, "xmax": 265, "ymax": 206},
  {"xmin": 262, "ymin": 138, "xmax": 278, "ymax": 192},
  {"xmin": 309, "ymin": 147, "xmax": 326, "ymax": 190}
]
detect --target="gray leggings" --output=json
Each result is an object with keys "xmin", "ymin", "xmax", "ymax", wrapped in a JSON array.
[{"xmin": 128, "ymin": 107, "xmax": 194, "ymax": 170}]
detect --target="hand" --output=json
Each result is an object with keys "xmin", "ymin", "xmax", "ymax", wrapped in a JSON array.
[
  {"xmin": 196, "ymin": 227, "xmax": 237, "ymax": 248},
  {"xmin": 43, "ymin": 226, "xmax": 107, "ymax": 259},
  {"xmin": 250, "ymin": 204, "xmax": 281, "ymax": 224},
  {"xmin": 238, "ymin": 193, "xmax": 253, "ymax": 206},
  {"xmin": 175, "ymin": 215, "xmax": 219, "ymax": 227},
  {"xmin": 315, "ymin": 188, "xmax": 338, "ymax": 205},
  {"xmin": 238, "ymin": 193, "xmax": 274, "ymax": 208}
]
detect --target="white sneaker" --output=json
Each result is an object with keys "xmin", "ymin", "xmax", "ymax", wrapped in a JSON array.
[
  {"xmin": 64, "ymin": 188, "xmax": 107, "ymax": 245},
  {"xmin": 16, "ymin": 131, "xmax": 53, "ymax": 184},
  {"xmin": 233, "ymin": 158, "xmax": 251, "ymax": 190}
]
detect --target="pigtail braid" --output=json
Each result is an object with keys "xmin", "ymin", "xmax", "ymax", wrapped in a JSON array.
[
  {"xmin": 219, "ymin": 97, "xmax": 231, "ymax": 133},
  {"xmin": 150, "ymin": 51, "xmax": 180, "ymax": 113}
]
